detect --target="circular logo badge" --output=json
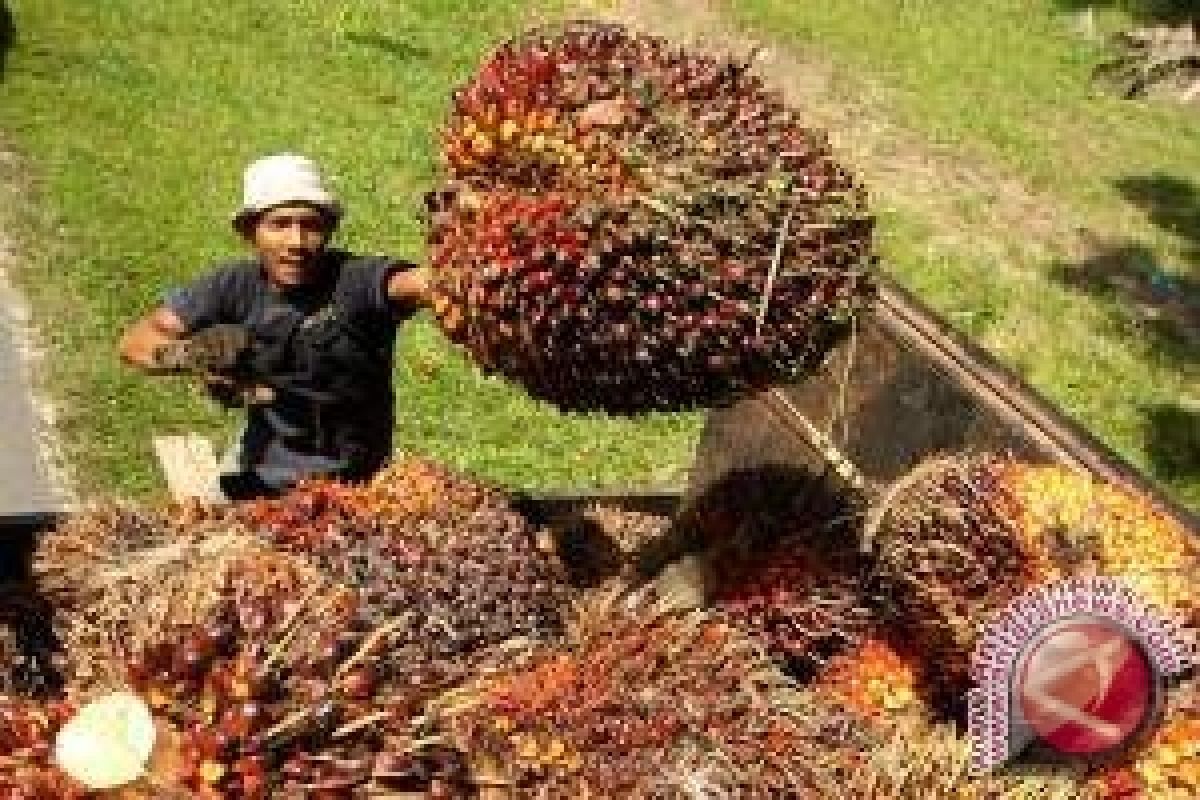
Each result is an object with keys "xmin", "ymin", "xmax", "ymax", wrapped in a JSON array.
[{"xmin": 1015, "ymin": 615, "xmax": 1155, "ymax": 756}]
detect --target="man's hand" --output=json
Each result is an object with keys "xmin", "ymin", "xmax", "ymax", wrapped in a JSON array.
[
  {"xmin": 203, "ymin": 374, "xmax": 275, "ymax": 409},
  {"xmin": 150, "ymin": 324, "xmax": 252, "ymax": 374},
  {"xmin": 386, "ymin": 265, "xmax": 431, "ymax": 313}
]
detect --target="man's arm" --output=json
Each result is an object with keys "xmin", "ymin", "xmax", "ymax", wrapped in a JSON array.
[{"xmin": 119, "ymin": 307, "xmax": 190, "ymax": 373}]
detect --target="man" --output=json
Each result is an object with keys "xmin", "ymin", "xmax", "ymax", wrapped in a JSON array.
[{"xmin": 120, "ymin": 153, "xmax": 430, "ymax": 500}]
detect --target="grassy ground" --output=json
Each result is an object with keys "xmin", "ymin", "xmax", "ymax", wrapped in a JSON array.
[
  {"xmin": 3, "ymin": 0, "xmax": 1198, "ymax": 511},
  {"xmin": 0, "ymin": 0, "xmax": 701, "ymax": 501},
  {"xmin": 707, "ymin": 0, "xmax": 1200, "ymax": 510}
]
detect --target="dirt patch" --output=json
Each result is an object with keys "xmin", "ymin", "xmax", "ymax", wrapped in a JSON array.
[{"xmin": 575, "ymin": 0, "xmax": 1088, "ymax": 266}]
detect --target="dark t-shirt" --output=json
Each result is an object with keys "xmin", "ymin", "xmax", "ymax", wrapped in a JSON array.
[{"xmin": 164, "ymin": 250, "xmax": 415, "ymax": 490}]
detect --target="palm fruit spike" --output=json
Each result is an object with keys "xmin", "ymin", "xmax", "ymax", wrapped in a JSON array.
[
  {"xmin": 427, "ymin": 20, "xmax": 875, "ymax": 413},
  {"xmin": 865, "ymin": 456, "xmax": 1061, "ymax": 702}
]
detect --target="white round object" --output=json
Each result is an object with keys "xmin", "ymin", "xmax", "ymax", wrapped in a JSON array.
[{"xmin": 53, "ymin": 692, "xmax": 157, "ymax": 790}]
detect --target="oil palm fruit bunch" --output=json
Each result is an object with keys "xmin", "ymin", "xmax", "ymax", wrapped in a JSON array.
[
  {"xmin": 866, "ymin": 456, "xmax": 1062, "ymax": 700},
  {"xmin": 33, "ymin": 500, "xmax": 328, "ymax": 694},
  {"xmin": 870, "ymin": 455, "xmax": 1199, "ymax": 711},
  {"xmin": 712, "ymin": 539, "xmax": 875, "ymax": 679},
  {"xmin": 427, "ymin": 20, "xmax": 875, "ymax": 413},
  {"xmin": 440, "ymin": 608, "xmax": 836, "ymax": 797},
  {"xmin": 110, "ymin": 566, "xmax": 469, "ymax": 798},
  {"xmin": 314, "ymin": 506, "xmax": 569, "ymax": 695},
  {"xmin": 238, "ymin": 468, "xmax": 568, "ymax": 699}
]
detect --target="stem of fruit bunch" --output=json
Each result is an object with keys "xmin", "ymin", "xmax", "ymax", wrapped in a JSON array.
[
  {"xmin": 332, "ymin": 710, "xmax": 394, "ymax": 740},
  {"xmin": 756, "ymin": 211, "xmax": 793, "ymax": 339},
  {"xmin": 334, "ymin": 615, "xmax": 413, "ymax": 681},
  {"xmin": 262, "ymin": 585, "xmax": 330, "ymax": 672},
  {"xmin": 260, "ymin": 707, "xmax": 311, "ymax": 744}
]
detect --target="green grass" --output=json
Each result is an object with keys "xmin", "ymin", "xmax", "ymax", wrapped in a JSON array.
[
  {"xmin": 718, "ymin": 0, "xmax": 1200, "ymax": 511},
  {"xmin": 0, "ymin": 0, "xmax": 701, "ymax": 501},
  {"xmin": 4, "ymin": 0, "xmax": 1198, "ymax": 511}
]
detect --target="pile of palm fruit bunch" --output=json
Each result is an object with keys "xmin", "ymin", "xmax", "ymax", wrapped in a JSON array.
[
  {"xmin": 0, "ymin": 457, "xmax": 574, "ymax": 797},
  {"xmin": 0, "ymin": 449, "xmax": 1195, "ymax": 798},
  {"xmin": 425, "ymin": 19, "xmax": 875, "ymax": 413},
  {"xmin": 433, "ymin": 599, "xmax": 875, "ymax": 797}
]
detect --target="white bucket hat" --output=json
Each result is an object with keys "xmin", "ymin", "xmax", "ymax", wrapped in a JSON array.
[{"xmin": 232, "ymin": 153, "xmax": 343, "ymax": 230}]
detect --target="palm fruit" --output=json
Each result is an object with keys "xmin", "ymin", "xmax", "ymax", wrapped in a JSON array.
[
  {"xmin": 712, "ymin": 539, "xmax": 875, "ymax": 679},
  {"xmin": 866, "ymin": 456, "xmax": 1061, "ymax": 703},
  {"xmin": 427, "ymin": 20, "xmax": 875, "ymax": 413},
  {"xmin": 814, "ymin": 634, "xmax": 926, "ymax": 723},
  {"xmin": 0, "ymin": 694, "xmax": 88, "ymax": 799},
  {"xmin": 439, "ymin": 607, "xmax": 851, "ymax": 798},
  {"xmin": 1091, "ymin": 677, "xmax": 1200, "ymax": 799},
  {"xmin": 1000, "ymin": 463, "xmax": 1199, "ymax": 627}
]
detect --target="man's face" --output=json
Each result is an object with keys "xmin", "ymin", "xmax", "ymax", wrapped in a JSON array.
[{"xmin": 250, "ymin": 204, "xmax": 334, "ymax": 288}]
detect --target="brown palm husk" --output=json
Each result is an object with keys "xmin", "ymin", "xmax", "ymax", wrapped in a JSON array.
[
  {"xmin": 807, "ymin": 716, "xmax": 1096, "ymax": 799},
  {"xmin": 32, "ymin": 501, "xmax": 326, "ymax": 690}
]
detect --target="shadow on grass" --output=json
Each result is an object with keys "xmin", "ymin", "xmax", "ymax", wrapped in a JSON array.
[
  {"xmin": 343, "ymin": 31, "xmax": 432, "ymax": 62},
  {"xmin": 1052, "ymin": 172, "xmax": 1200, "ymax": 486},
  {"xmin": 1116, "ymin": 173, "xmax": 1200, "ymax": 261},
  {"xmin": 1051, "ymin": 174, "xmax": 1200, "ymax": 365},
  {"xmin": 1050, "ymin": 236, "xmax": 1200, "ymax": 358},
  {"xmin": 1, "ymin": 3, "xmax": 13, "ymax": 79},
  {"xmin": 1055, "ymin": 1, "xmax": 1199, "ymax": 26},
  {"xmin": 1143, "ymin": 403, "xmax": 1200, "ymax": 482}
]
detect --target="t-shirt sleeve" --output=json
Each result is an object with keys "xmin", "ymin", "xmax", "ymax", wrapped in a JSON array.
[{"xmin": 162, "ymin": 265, "xmax": 246, "ymax": 333}]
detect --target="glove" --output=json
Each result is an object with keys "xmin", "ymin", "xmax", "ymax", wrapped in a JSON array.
[{"xmin": 152, "ymin": 324, "xmax": 252, "ymax": 375}]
